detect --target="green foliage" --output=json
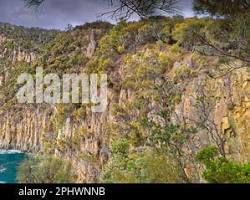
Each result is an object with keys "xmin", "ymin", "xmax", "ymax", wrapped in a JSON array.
[
  {"xmin": 35, "ymin": 21, "xmax": 112, "ymax": 74},
  {"xmin": 173, "ymin": 17, "xmax": 212, "ymax": 50},
  {"xmin": 0, "ymin": 23, "xmax": 58, "ymax": 109},
  {"xmin": 196, "ymin": 146, "xmax": 219, "ymax": 166},
  {"xmin": 112, "ymin": 138, "xmax": 130, "ymax": 156},
  {"xmin": 42, "ymin": 103, "xmax": 88, "ymax": 154},
  {"xmin": 36, "ymin": 31, "xmax": 87, "ymax": 73},
  {"xmin": 101, "ymin": 41, "xmax": 197, "ymax": 183},
  {"xmin": 170, "ymin": 43, "xmax": 181, "ymax": 54},
  {"xmin": 74, "ymin": 21, "xmax": 113, "ymax": 31},
  {"xmin": 193, "ymin": 0, "xmax": 250, "ymax": 17},
  {"xmin": 87, "ymin": 17, "xmax": 178, "ymax": 73},
  {"xmin": 0, "ymin": 22, "xmax": 58, "ymax": 52},
  {"xmin": 0, "ymin": 61, "xmax": 35, "ymax": 110},
  {"xmin": 197, "ymin": 146, "xmax": 250, "ymax": 183},
  {"xmin": 17, "ymin": 154, "xmax": 77, "ymax": 183},
  {"xmin": 172, "ymin": 64, "xmax": 193, "ymax": 81},
  {"xmin": 101, "ymin": 147, "xmax": 183, "ymax": 183},
  {"xmin": 123, "ymin": 46, "xmax": 172, "ymax": 90},
  {"xmin": 173, "ymin": 14, "xmax": 250, "ymax": 64}
]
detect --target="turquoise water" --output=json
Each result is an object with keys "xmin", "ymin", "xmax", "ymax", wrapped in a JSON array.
[{"xmin": 0, "ymin": 150, "xmax": 25, "ymax": 183}]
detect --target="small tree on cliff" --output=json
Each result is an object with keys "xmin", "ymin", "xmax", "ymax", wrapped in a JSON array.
[
  {"xmin": 197, "ymin": 146, "xmax": 250, "ymax": 183},
  {"xmin": 17, "ymin": 155, "xmax": 77, "ymax": 183}
]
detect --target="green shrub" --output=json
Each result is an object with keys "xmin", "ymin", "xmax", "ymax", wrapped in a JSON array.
[
  {"xmin": 173, "ymin": 18, "xmax": 211, "ymax": 50},
  {"xmin": 17, "ymin": 155, "xmax": 77, "ymax": 183},
  {"xmin": 112, "ymin": 138, "xmax": 130, "ymax": 156},
  {"xmin": 101, "ymin": 150, "xmax": 183, "ymax": 183},
  {"xmin": 197, "ymin": 146, "xmax": 250, "ymax": 183}
]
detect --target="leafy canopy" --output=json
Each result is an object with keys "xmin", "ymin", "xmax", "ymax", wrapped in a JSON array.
[{"xmin": 197, "ymin": 146, "xmax": 250, "ymax": 183}]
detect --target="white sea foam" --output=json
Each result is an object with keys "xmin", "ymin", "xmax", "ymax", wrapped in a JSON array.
[
  {"xmin": 0, "ymin": 167, "xmax": 6, "ymax": 173},
  {"xmin": 0, "ymin": 150, "xmax": 23, "ymax": 154}
]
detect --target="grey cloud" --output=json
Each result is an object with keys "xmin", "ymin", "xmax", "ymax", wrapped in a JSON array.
[
  {"xmin": 0, "ymin": 0, "xmax": 194, "ymax": 30},
  {"xmin": 0, "ymin": 0, "xmax": 113, "ymax": 29}
]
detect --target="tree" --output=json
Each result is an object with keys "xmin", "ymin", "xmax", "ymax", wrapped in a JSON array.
[
  {"xmin": 193, "ymin": 0, "xmax": 250, "ymax": 17},
  {"xmin": 103, "ymin": 0, "xmax": 179, "ymax": 19},
  {"xmin": 101, "ymin": 139, "xmax": 183, "ymax": 183},
  {"xmin": 197, "ymin": 146, "xmax": 250, "ymax": 183},
  {"xmin": 24, "ymin": 0, "xmax": 179, "ymax": 19},
  {"xmin": 17, "ymin": 155, "xmax": 77, "ymax": 183},
  {"xmin": 192, "ymin": 0, "xmax": 250, "ymax": 64}
]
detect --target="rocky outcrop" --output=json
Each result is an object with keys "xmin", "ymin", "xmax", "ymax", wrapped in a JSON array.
[
  {"xmin": 86, "ymin": 30, "xmax": 97, "ymax": 58},
  {"xmin": 12, "ymin": 47, "xmax": 36, "ymax": 63},
  {"xmin": 0, "ymin": 106, "xmax": 53, "ymax": 151},
  {"xmin": 0, "ymin": 36, "xmax": 36, "ymax": 63}
]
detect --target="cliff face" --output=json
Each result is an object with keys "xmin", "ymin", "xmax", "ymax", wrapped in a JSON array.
[
  {"xmin": 172, "ymin": 64, "xmax": 250, "ymax": 179},
  {"xmin": 0, "ymin": 19, "xmax": 249, "ymax": 182}
]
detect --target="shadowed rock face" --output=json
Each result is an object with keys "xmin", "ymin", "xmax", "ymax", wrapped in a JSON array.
[{"xmin": 0, "ymin": 20, "xmax": 249, "ymax": 183}]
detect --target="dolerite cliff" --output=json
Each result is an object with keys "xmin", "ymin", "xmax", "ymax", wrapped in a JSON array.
[{"xmin": 0, "ymin": 18, "xmax": 249, "ymax": 182}]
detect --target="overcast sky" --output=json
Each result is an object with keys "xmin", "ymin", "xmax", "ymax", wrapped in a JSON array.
[{"xmin": 0, "ymin": 0, "xmax": 194, "ymax": 30}]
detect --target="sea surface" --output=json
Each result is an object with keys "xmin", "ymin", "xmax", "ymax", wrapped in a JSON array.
[{"xmin": 0, "ymin": 150, "xmax": 25, "ymax": 183}]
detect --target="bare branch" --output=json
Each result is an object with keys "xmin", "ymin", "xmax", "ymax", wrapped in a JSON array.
[{"xmin": 24, "ymin": 0, "xmax": 180, "ymax": 19}]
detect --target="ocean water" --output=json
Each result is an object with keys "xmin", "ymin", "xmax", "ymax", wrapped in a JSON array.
[{"xmin": 0, "ymin": 150, "xmax": 25, "ymax": 183}]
